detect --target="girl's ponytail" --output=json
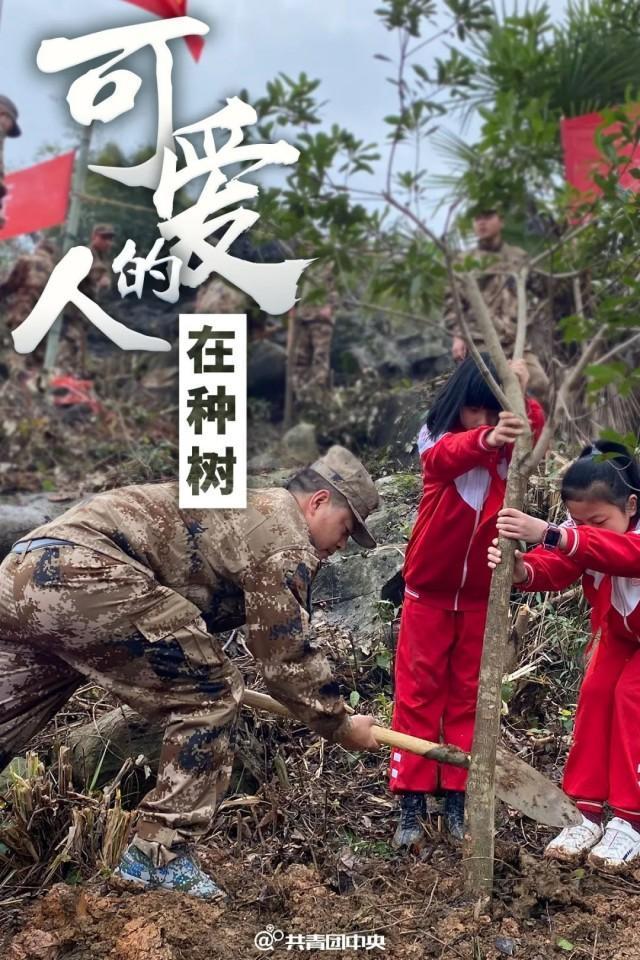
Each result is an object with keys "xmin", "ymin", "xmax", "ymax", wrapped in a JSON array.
[{"xmin": 562, "ymin": 440, "xmax": 640, "ymax": 521}]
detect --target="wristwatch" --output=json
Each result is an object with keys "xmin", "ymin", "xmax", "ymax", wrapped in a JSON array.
[{"xmin": 542, "ymin": 523, "xmax": 562, "ymax": 550}]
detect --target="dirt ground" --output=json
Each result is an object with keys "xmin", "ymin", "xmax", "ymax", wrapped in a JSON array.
[{"xmin": 2, "ymin": 759, "xmax": 639, "ymax": 960}]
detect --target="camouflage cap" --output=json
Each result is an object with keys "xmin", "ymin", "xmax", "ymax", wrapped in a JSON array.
[
  {"xmin": 92, "ymin": 223, "xmax": 116, "ymax": 237},
  {"xmin": 310, "ymin": 446, "xmax": 379, "ymax": 549},
  {"xmin": 0, "ymin": 96, "xmax": 21, "ymax": 137}
]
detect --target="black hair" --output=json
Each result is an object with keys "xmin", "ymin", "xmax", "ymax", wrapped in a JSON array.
[
  {"xmin": 425, "ymin": 354, "xmax": 503, "ymax": 437},
  {"xmin": 285, "ymin": 467, "xmax": 349, "ymax": 509},
  {"xmin": 561, "ymin": 440, "xmax": 640, "ymax": 522}
]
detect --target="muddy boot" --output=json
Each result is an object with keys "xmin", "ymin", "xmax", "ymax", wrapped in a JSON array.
[
  {"xmin": 444, "ymin": 790, "xmax": 465, "ymax": 841},
  {"xmin": 392, "ymin": 792, "xmax": 426, "ymax": 850},
  {"xmin": 114, "ymin": 843, "xmax": 227, "ymax": 901}
]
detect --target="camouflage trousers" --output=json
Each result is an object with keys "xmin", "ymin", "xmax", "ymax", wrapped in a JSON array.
[
  {"xmin": 0, "ymin": 544, "xmax": 243, "ymax": 865},
  {"xmin": 292, "ymin": 319, "xmax": 334, "ymax": 397}
]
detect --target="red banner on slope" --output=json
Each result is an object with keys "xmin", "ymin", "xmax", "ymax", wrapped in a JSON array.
[
  {"xmin": 561, "ymin": 110, "xmax": 640, "ymax": 202},
  {"xmin": 122, "ymin": 0, "xmax": 205, "ymax": 61},
  {"xmin": 0, "ymin": 152, "xmax": 75, "ymax": 241}
]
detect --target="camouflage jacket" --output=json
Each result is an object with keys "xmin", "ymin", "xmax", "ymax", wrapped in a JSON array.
[
  {"xmin": 24, "ymin": 483, "xmax": 349, "ymax": 740},
  {"xmin": 195, "ymin": 279, "xmax": 248, "ymax": 314},
  {"xmin": 0, "ymin": 249, "xmax": 54, "ymax": 324},
  {"xmin": 443, "ymin": 241, "xmax": 528, "ymax": 349},
  {"xmin": 80, "ymin": 244, "xmax": 113, "ymax": 301},
  {"xmin": 296, "ymin": 264, "xmax": 339, "ymax": 325}
]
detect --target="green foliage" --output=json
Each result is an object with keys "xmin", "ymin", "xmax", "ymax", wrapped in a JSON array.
[
  {"xmin": 438, "ymin": 1, "xmax": 640, "ymax": 219},
  {"xmin": 78, "ymin": 143, "xmax": 189, "ymax": 254}
]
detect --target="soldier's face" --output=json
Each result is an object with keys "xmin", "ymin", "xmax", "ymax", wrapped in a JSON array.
[
  {"xmin": 473, "ymin": 212, "xmax": 502, "ymax": 240},
  {"xmin": 93, "ymin": 233, "xmax": 114, "ymax": 253},
  {"xmin": 306, "ymin": 492, "xmax": 355, "ymax": 559},
  {"xmin": 0, "ymin": 112, "xmax": 13, "ymax": 135}
]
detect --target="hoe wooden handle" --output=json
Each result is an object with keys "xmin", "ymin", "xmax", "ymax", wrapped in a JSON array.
[{"xmin": 243, "ymin": 689, "xmax": 468, "ymax": 765}]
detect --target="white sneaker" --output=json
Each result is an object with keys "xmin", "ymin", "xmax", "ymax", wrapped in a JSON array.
[
  {"xmin": 544, "ymin": 815, "xmax": 603, "ymax": 863},
  {"xmin": 587, "ymin": 817, "xmax": 640, "ymax": 872}
]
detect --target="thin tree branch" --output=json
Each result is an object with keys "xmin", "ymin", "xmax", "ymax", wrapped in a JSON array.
[
  {"xmin": 528, "ymin": 221, "xmax": 593, "ymax": 269},
  {"xmin": 343, "ymin": 297, "xmax": 445, "ymax": 332},
  {"xmin": 513, "ymin": 269, "xmax": 528, "ymax": 362},
  {"xmin": 590, "ymin": 330, "xmax": 640, "ymax": 368},
  {"xmin": 526, "ymin": 327, "xmax": 607, "ymax": 471}
]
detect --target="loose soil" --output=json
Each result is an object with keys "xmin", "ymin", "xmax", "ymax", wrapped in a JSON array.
[{"xmin": 2, "ymin": 765, "xmax": 638, "ymax": 960}]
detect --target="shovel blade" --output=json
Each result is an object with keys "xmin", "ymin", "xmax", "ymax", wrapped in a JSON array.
[{"xmin": 496, "ymin": 746, "xmax": 581, "ymax": 828}]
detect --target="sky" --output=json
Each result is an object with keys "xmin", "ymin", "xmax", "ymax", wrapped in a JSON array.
[{"xmin": 0, "ymin": 0, "xmax": 570, "ymax": 221}]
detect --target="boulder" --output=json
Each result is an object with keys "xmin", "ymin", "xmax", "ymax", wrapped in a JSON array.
[
  {"xmin": 313, "ymin": 543, "xmax": 405, "ymax": 653},
  {"xmin": 247, "ymin": 340, "xmax": 287, "ymax": 398},
  {"xmin": 331, "ymin": 308, "xmax": 449, "ymax": 381},
  {"xmin": 280, "ymin": 421, "xmax": 319, "ymax": 465}
]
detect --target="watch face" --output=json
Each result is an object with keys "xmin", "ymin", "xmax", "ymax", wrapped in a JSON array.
[{"xmin": 543, "ymin": 524, "xmax": 561, "ymax": 548}]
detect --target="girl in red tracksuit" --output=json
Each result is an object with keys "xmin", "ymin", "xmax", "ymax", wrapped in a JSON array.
[
  {"xmin": 489, "ymin": 440, "xmax": 640, "ymax": 871},
  {"xmin": 389, "ymin": 355, "xmax": 545, "ymax": 847}
]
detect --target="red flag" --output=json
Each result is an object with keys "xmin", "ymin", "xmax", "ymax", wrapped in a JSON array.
[
  {"xmin": 561, "ymin": 109, "xmax": 640, "ymax": 202},
  {"xmin": 123, "ymin": 0, "xmax": 205, "ymax": 61},
  {"xmin": 0, "ymin": 152, "xmax": 75, "ymax": 241}
]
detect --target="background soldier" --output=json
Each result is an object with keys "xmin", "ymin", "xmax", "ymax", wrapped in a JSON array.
[
  {"xmin": 0, "ymin": 447, "xmax": 380, "ymax": 900},
  {"xmin": 0, "ymin": 95, "xmax": 21, "ymax": 229},
  {"xmin": 195, "ymin": 276, "xmax": 247, "ymax": 315},
  {"xmin": 444, "ymin": 207, "xmax": 549, "ymax": 403},
  {"xmin": 82, "ymin": 223, "xmax": 116, "ymax": 301},
  {"xmin": 0, "ymin": 239, "xmax": 57, "ymax": 371},
  {"xmin": 195, "ymin": 276, "xmax": 278, "ymax": 341},
  {"xmin": 291, "ymin": 262, "xmax": 338, "ymax": 403},
  {"xmin": 53, "ymin": 223, "xmax": 117, "ymax": 375}
]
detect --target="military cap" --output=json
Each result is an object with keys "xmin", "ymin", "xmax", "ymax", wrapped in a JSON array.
[
  {"xmin": 0, "ymin": 96, "xmax": 21, "ymax": 137},
  {"xmin": 92, "ymin": 223, "xmax": 116, "ymax": 237},
  {"xmin": 310, "ymin": 446, "xmax": 379, "ymax": 549}
]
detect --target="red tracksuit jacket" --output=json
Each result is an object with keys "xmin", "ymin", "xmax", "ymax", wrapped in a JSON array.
[
  {"xmin": 521, "ymin": 520, "xmax": 640, "ymax": 640},
  {"xmin": 403, "ymin": 398, "xmax": 545, "ymax": 611},
  {"xmin": 521, "ymin": 521, "xmax": 640, "ymax": 816},
  {"xmin": 389, "ymin": 398, "xmax": 544, "ymax": 793}
]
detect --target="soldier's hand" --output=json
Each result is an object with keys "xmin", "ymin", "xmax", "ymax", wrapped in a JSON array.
[
  {"xmin": 318, "ymin": 305, "xmax": 333, "ymax": 322},
  {"xmin": 509, "ymin": 358, "xmax": 529, "ymax": 393},
  {"xmin": 338, "ymin": 714, "xmax": 380, "ymax": 752},
  {"xmin": 452, "ymin": 336, "xmax": 467, "ymax": 361}
]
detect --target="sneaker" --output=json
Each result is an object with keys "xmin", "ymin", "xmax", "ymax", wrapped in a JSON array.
[
  {"xmin": 114, "ymin": 843, "xmax": 227, "ymax": 901},
  {"xmin": 587, "ymin": 817, "xmax": 640, "ymax": 872},
  {"xmin": 443, "ymin": 790, "xmax": 465, "ymax": 841},
  {"xmin": 392, "ymin": 792, "xmax": 426, "ymax": 850},
  {"xmin": 544, "ymin": 815, "xmax": 603, "ymax": 864}
]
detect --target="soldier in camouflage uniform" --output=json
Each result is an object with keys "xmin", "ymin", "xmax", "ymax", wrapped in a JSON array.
[
  {"xmin": 444, "ymin": 208, "xmax": 549, "ymax": 403},
  {"xmin": 53, "ymin": 223, "xmax": 117, "ymax": 374},
  {"xmin": 291, "ymin": 263, "xmax": 338, "ymax": 402},
  {"xmin": 195, "ymin": 277, "xmax": 277, "ymax": 340},
  {"xmin": 195, "ymin": 277, "xmax": 247, "ymax": 315},
  {"xmin": 80, "ymin": 223, "xmax": 115, "ymax": 301},
  {"xmin": 0, "ymin": 95, "xmax": 21, "ymax": 230},
  {"xmin": 0, "ymin": 447, "xmax": 380, "ymax": 899},
  {"xmin": 0, "ymin": 240, "xmax": 57, "ymax": 370}
]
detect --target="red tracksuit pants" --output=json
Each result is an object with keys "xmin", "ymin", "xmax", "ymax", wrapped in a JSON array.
[
  {"xmin": 389, "ymin": 595, "xmax": 486, "ymax": 793},
  {"xmin": 564, "ymin": 627, "xmax": 640, "ymax": 821}
]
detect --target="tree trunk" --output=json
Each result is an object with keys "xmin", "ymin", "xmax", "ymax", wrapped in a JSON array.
[
  {"xmin": 460, "ymin": 272, "xmax": 536, "ymax": 901},
  {"xmin": 463, "ymin": 464, "xmax": 529, "ymax": 900}
]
